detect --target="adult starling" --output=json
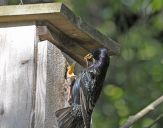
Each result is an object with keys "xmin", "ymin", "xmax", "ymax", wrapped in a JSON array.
[{"xmin": 55, "ymin": 48, "xmax": 110, "ymax": 128}]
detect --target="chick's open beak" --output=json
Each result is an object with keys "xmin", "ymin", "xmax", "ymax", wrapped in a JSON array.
[{"xmin": 67, "ymin": 63, "xmax": 76, "ymax": 79}]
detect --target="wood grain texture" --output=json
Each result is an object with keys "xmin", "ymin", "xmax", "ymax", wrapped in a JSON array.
[
  {"xmin": 35, "ymin": 40, "xmax": 66, "ymax": 128},
  {"xmin": 0, "ymin": 24, "xmax": 66, "ymax": 128},
  {"xmin": 0, "ymin": 3, "xmax": 120, "ymax": 55},
  {"xmin": 22, "ymin": 0, "xmax": 54, "ymax": 4},
  {"xmin": 0, "ymin": 22, "xmax": 36, "ymax": 128},
  {"xmin": 37, "ymin": 25, "xmax": 89, "ymax": 67},
  {"xmin": 35, "ymin": 41, "xmax": 47, "ymax": 128}
]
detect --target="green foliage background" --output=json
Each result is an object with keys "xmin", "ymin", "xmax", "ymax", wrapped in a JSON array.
[
  {"xmin": 8, "ymin": 0, "xmax": 163, "ymax": 127},
  {"xmin": 59, "ymin": 1, "xmax": 163, "ymax": 128}
]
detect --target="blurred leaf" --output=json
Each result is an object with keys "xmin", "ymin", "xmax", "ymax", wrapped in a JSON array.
[
  {"xmin": 142, "ymin": 118, "xmax": 157, "ymax": 128},
  {"xmin": 151, "ymin": 0, "xmax": 163, "ymax": 11},
  {"xmin": 104, "ymin": 85, "xmax": 124, "ymax": 100},
  {"xmin": 65, "ymin": 0, "xmax": 163, "ymax": 127},
  {"xmin": 114, "ymin": 99, "xmax": 129, "ymax": 117}
]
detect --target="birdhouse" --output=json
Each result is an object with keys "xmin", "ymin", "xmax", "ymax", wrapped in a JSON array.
[{"xmin": 0, "ymin": 3, "xmax": 120, "ymax": 128}]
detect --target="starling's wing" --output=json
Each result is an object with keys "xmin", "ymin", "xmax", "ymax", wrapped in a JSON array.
[
  {"xmin": 80, "ymin": 69, "xmax": 97, "ymax": 128},
  {"xmin": 55, "ymin": 107, "xmax": 75, "ymax": 128},
  {"xmin": 55, "ymin": 105, "xmax": 84, "ymax": 128},
  {"xmin": 80, "ymin": 88, "xmax": 87, "ymax": 127}
]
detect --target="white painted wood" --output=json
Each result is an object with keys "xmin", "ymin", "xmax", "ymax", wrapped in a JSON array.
[
  {"xmin": 0, "ymin": 23, "xmax": 79, "ymax": 128},
  {"xmin": 0, "ymin": 22, "xmax": 36, "ymax": 128},
  {"xmin": 35, "ymin": 41, "xmax": 66, "ymax": 128}
]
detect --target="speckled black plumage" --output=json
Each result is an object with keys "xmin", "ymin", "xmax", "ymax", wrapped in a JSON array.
[{"xmin": 55, "ymin": 48, "xmax": 110, "ymax": 128}]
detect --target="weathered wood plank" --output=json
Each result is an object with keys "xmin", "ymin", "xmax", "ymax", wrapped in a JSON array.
[
  {"xmin": 0, "ymin": 3, "xmax": 120, "ymax": 56},
  {"xmin": 0, "ymin": 22, "xmax": 36, "ymax": 128},
  {"xmin": 23, "ymin": 0, "xmax": 54, "ymax": 4},
  {"xmin": 60, "ymin": 4, "xmax": 120, "ymax": 55},
  {"xmin": 34, "ymin": 41, "xmax": 47, "ymax": 128},
  {"xmin": 46, "ymin": 41, "xmax": 66, "ymax": 128},
  {"xmin": 37, "ymin": 25, "xmax": 89, "ymax": 67},
  {"xmin": 35, "ymin": 40, "xmax": 66, "ymax": 128}
]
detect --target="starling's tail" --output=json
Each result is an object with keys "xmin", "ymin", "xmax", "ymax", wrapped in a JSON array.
[{"xmin": 55, "ymin": 105, "xmax": 84, "ymax": 128}]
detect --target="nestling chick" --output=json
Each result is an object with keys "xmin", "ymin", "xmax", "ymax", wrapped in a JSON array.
[{"xmin": 64, "ymin": 63, "xmax": 76, "ymax": 104}]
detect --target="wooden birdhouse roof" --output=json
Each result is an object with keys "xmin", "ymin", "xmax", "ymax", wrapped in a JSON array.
[{"xmin": 0, "ymin": 3, "xmax": 120, "ymax": 66}]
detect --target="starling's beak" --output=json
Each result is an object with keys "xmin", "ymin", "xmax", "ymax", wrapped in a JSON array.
[
  {"xmin": 84, "ymin": 53, "xmax": 93, "ymax": 61},
  {"xmin": 84, "ymin": 53, "xmax": 95, "ymax": 67},
  {"xmin": 67, "ymin": 63, "xmax": 76, "ymax": 79}
]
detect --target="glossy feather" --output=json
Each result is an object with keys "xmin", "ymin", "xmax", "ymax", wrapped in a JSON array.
[{"xmin": 55, "ymin": 48, "xmax": 110, "ymax": 128}]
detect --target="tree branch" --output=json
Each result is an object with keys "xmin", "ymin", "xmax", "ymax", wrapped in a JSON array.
[{"xmin": 120, "ymin": 95, "xmax": 163, "ymax": 128}]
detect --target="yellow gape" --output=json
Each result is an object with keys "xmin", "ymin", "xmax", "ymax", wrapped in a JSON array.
[{"xmin": 67, "ymin": 63, "xmax": 76, "ymax": 80}]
